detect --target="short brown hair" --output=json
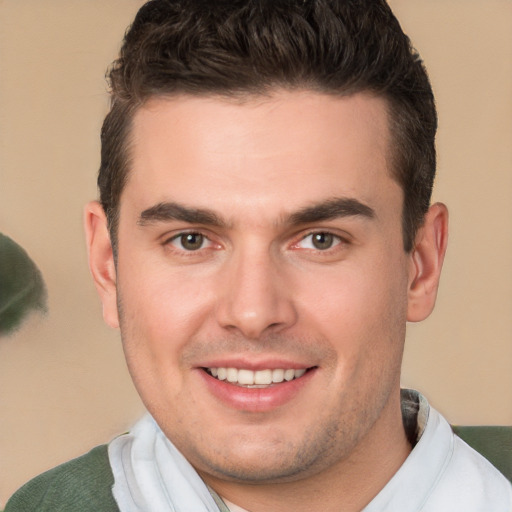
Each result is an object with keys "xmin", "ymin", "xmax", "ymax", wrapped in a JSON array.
[{"xmin": 99, "ymin": 0, "xmax": 437, "ymax": 253}]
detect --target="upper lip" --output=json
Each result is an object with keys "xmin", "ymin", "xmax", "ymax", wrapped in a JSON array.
[{"xmin": 196, "ymin": 357, "xmax": 314, "ymax": 371}]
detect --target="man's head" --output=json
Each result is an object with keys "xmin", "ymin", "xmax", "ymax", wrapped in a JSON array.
[
  {"xmin": 98, "ymin": 0, "xmax": 437, "ymax": 255},
  {"xmin": 85, "ymin": 0, "xmax": 448, "ymax": 504}
]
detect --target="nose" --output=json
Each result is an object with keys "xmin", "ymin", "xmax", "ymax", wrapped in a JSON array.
[{"xmin": 215, "ymin": 247, "xmax": 298, "ymax": 339}]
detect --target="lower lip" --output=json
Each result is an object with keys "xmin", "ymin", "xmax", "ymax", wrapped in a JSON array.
[{"xmin": 197, "ymin": 368, "xmax": 316, "ymax": 413}]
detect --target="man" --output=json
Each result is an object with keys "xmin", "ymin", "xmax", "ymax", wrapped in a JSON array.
[{"xmin": 5, "ymin": 0, "xmax": 511, "ymax": 510}]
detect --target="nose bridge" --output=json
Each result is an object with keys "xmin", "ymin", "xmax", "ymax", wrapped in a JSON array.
[{"xmin": 216, "ymin": 240, "xmax": 296, "ymax": 338}]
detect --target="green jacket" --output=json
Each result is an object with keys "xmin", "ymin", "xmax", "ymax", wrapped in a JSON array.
[{"xmin": 4, "ymin": 445, "xmax": 119, "ymax": 512}]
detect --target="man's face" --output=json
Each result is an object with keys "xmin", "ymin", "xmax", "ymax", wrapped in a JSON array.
[{"xmin": 108, "ymin": 91, "xmax": 415, "ymax": 482}]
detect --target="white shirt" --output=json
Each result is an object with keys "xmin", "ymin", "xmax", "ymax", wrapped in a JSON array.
[{"xmin": 363, "ymin": 391, "xmax": 512, "ymax": 511}]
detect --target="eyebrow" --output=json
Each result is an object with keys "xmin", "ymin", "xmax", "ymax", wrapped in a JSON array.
[
  {"xmin": 137, "ymin": 196, "xmax": 375, "ymax": 229},
  {"xmin": 138, "ymin": 202, "xmax": 228, "ymax": 228},
  {"xmin": 288, "ymin": 197, "xmax": 375, "ymax": 225}
]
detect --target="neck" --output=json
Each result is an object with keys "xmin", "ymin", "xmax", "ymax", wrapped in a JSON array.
[{"xmin": 203, "ymin": 391, "xmax": 411, "ymax": 512}]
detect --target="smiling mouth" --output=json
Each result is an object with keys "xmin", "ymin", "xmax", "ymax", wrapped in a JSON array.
[{"xmin": 204, "ymin": 367, "xmax": 312, "ymax": 388}]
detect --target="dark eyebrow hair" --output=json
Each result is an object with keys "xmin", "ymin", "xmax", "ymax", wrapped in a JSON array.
[
  {"xmin": 288, "ymin": 197, "xmax": 375, "ymax": 225},
  {"xmin": 138, "ymin": 202, "xmax": 227, "ymax": 227},
  {"xmin": 138, "ymin": 197, "xmax": 374, "ymax": 229}
]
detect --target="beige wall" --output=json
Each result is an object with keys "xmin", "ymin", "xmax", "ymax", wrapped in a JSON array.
[{"xmin": 0, "ymin": 0, "xmax": 511, "ymax": 505}]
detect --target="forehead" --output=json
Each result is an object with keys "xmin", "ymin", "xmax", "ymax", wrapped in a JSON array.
[{"xmin": 124, "ymin": 90, "xmax": 397, "ymax": 222}]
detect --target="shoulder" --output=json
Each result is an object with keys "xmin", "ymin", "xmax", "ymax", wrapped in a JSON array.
[
  {"xmin": 452, "ymin": 425, "xmax": 512, "ymax": 483},
  {"xmin": 405, "ymin": 398, "xmax": 512, "ymax": 511},
  {"xmin": 427, "ymin": 429, "xmax": 512, "ymax": 511},
  {"xmin": 4, "ymin": 445, "xmax": 120, "ymax": 512}
]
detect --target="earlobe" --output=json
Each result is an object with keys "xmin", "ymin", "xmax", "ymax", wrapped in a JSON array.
[
  {"xmin": 407, "ymin": 202, "xmax": 449, "ymax": 322},
  {"xmin": 84, "ymin": 201, "xmax": 120, "ymax": 329}
]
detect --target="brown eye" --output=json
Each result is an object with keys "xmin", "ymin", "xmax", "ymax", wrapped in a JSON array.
[
  {"xmin": 178, "ymin": 233, "xmax": 204, "ymax": 251},
  {"xmin": 311, "ymin": 232, "xmax": 334, "ymax": 250},
  {"xmin": 295, "ymin": 232, "xmax": 341, "ymax": 251}
]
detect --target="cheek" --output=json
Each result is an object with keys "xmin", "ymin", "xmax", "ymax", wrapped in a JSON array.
[
  {"xmin": 293, "ymin": 254, "xmax": 409, "ymax": 368},
  {"xmin": 115, "ymin": 261, "xmax": 229, "ymax": 426},
  {"xmin": 115, "ymin": 272, "xmax": 205, "ymax": 413},
  {"xmin": 297, "ymin": 264, "xmax": 406, "ymax": 329},
  {"xmin": 116, "ymin": 261, "xmax": 215, "ymax": 371}
]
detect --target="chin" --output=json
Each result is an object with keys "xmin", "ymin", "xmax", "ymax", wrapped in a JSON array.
[{"xmin": 188, "ymin": 426, "xmax": 351, "ymax": 485}]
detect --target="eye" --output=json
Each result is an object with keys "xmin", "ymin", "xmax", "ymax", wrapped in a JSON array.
[
  {"xmin": 297, "ymin": 232, "xmax": 341, "ymax": 250},
  {"xmin": 169, "ymin": 232, "xmax": 210, "ymax": 251}
]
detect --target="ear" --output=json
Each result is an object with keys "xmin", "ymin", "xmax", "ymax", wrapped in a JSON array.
[
  {"xmin": 407, "ymin": 202, "xmax": 449, "ymax": 322},
  {"xmin": 84, "ymin": 201, "xmax": 119, "ymax": 329}
]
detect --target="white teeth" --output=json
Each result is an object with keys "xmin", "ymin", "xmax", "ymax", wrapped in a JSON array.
[
  {"xmin": 284, "ymin": 369, "xmax": 295, "ymax": 381},
  {"xmin": 207, "ymin": 367, "xmax": 308, "ymax": 386},
  {"xmin": 226, "ymin": 368, "xmax": 238, "ymax": 383},
  {"xmin": 254, "ymin": 369, "xmax": 272, "ymax": 385},
  {"xmin": 237, "ymin": 369, "xmax": 255, "ymax": 385},
  {"xmin": 272, "ymin": 368, "xmax": 284, "ymax": 383}
]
